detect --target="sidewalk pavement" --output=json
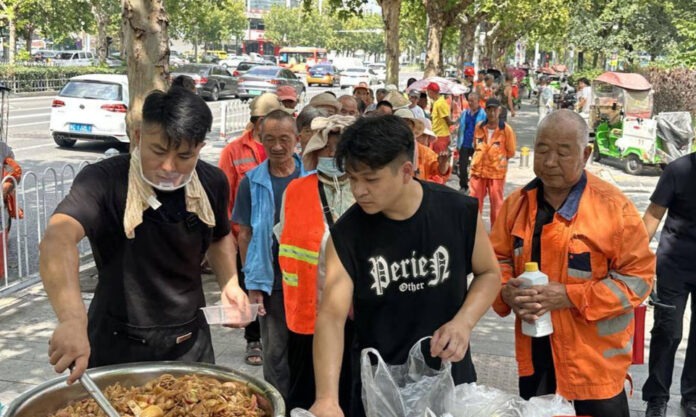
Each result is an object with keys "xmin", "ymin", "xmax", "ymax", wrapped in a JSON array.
[{"xmin": 0, "ymin": 105, "xmax": 690, "ymax": 416}]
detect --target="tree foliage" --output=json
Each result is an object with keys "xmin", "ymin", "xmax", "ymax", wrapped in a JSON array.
[
  {"xmin": 167, "ymin": 0, "xmax": 246, "ymax": 54},
  {"xmin": 263, "ymin": 4, "xmax": 336, "ymax": 48}
]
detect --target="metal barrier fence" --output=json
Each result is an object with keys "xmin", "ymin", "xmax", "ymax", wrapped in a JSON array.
[
  {"xmin": 218, "ymin": 94, "xmax": 310, "ymax": 141},
  {"xmin": 0, "ymin": 161, "xmax": 93, "ymax": 294},
  {"xmin": 2, "ymin": 77, "xmax": 71, "ymax": 94}
]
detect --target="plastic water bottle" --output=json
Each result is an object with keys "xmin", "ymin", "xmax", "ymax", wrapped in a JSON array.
[{"xmin": 519, "ymin": 262, "xmax": 554, "ymax": 337}]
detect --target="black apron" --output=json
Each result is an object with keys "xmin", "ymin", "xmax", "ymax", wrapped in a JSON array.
[{"xmin": 87, "ymin": 195, "xmax": 215, "ymax": 367}]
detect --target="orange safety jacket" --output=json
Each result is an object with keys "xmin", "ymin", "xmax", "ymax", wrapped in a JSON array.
[
  {"xmin": 3, "ymin": 158, "xmax": 23, "ymax": 220},
  {"xmin": 470, "ymin": 121, "xmax": 516, "ymax": 180},
  {"xmin": 490, "ymin": 172, "xmax": 655, "ymax": 401},
  {"xmin": 278, "ymin": 174, "xmax": 325, "ymax": 335},
  {"xmin": 416, "ymin": 142, "xmax": 450, "ymax": 184},
  {"xmin": 218, "ymin": 129, "xmax": 265, "ymax": 236}
]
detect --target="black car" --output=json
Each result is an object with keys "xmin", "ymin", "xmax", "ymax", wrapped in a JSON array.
[{"xmin": 170, "ymin": 64, "xmax": 238, "ymax": 101}]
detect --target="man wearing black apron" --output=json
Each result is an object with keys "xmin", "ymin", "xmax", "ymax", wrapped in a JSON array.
[{"xmin": 40, "ymin": 86, "xmax": 248, "ymax": 384}]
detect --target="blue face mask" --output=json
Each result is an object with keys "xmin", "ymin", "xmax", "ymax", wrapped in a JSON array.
[{"xmin": 316, "ymin": 156, "xmax": 344, "ymax": 178}]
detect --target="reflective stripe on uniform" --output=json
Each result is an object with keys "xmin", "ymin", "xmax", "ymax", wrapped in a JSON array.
[
  {"xmin": 597, "ymin": 310, "xmax": 634, "ymax": 336},
  {"xmin": 233, "ymin": 157, "xmax": 256, "ymax": 166},
  {"xmin": 603, "ymin": 338, "xmax": 633, "ymax": 359},
  {"xmin": 609, "ymin": 270, "xmax": 651, "ymax": 298},
  {"xmin": 568, "ymin": 268, "xmax": 592, "ymax": 279},
  {"xmin": 601, "ymin": 278, "xmax": 631, "ymax": 310},
  {"xmin": 279, "ymin": 244, "xmax": 319, "ymax": 265},
  {"xmin": 283, "ymin": 271, "xmax": 298, "ymax": 287},
  {"xmin": 513, "ymin": 247, "xmax": 523, "ymax": 257},
  {"xmin": 499, "ymin": 258, "xmax": 513, "ymax": 266}
]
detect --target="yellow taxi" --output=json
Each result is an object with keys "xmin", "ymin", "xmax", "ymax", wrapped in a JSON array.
[{"xmin": 306, "ymin": 63, "xmax": 341, "ymax": 87}]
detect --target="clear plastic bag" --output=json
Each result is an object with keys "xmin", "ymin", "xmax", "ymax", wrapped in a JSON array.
[
  {"xmin": 361, "ymin": 337, "xmax": 455, "ymax": 417},
  {"xmin": 522, "ymin": 394, "xmax": 576, "ymax": 417},
  {"xmin": 449, "ymin": 383, "xmax": 575, "ymax": 417},
  {"xmin": 449, "ymin": 383, "xmax": 524, "ymax": 417}
]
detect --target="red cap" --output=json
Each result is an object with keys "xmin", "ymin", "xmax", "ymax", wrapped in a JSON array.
[
  {"xmin": 276, "ymin": 85, "xmax": 297, "ymax": 102},
  {"xmin": 426, "ymin": 82, "xmax": 440, "ymax": 93},
  {"xmin": 464, "ymin": 67, "xmax": 475, "ymax": 77}
]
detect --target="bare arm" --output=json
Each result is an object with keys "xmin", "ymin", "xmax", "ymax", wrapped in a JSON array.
[
  {"xmin": 40, "ymin": 213, "xmax": 89, "ymax": 384},
  {"xmin": 207, "ymin": 233, "xmax": 249, "ymax": 314},
  {"xmin": 643, "ymin": 202, "xmax": 667, "ymax": 241},
  {"xmin": 238, "ymin": 225, "xmax": 252, "ymax": 265},
  {"xmin": 309, "ymin": 237, "xmax": 353, "ymax": 417},
  {"xmin": 430, "ymin": 214, "xmax": 501, "ymax": 361}
]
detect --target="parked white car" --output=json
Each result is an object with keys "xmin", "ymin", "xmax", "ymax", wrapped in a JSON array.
[
  {"xmin": 339, "ymin": 67, "xmax": 380, "ymax": 89},
  {"xmin": 49, "ymin": 74, "xmax": 129, "ymax": 148},
  {"xmin": 53, "ymin": 50, "xmax": 95, "ymax": 67}
]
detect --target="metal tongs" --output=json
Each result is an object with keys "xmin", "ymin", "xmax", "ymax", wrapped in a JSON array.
[{"xmin": 69, "ymin": 364, "xmax": 120, "ymax": 417}]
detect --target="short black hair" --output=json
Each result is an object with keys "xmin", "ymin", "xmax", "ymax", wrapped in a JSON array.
[
  {"xmin": 296, "ymin": 105, "xmax": 328, "ymax": 131},
  {"xmin": 142, "ymin": 87, "xmax": 212, "ymax": 148},
  {"xmin": 406, "ymin": 78, "xmax": 417, "ymax": 87},
  {"xmin": 376, "ymin": 100, "xmax": 393, "ymax": 110},
  {"xmin": 171, "ymin": 75, "xmax": 196, "ymax": 92},
  {"xmin": 260, "ymin": 109, "xmax": 297, "ymax": 135},
  {"xmin": 376, "ymin": 88, "xmax": 388, "ymax": 96},
  {"xmin": 579, "ymin": 77, "xmax": 590, "ymax": 86},
  {"xmin": 336, "ymin": 115, "xmax": 414, "ymax": 172}
]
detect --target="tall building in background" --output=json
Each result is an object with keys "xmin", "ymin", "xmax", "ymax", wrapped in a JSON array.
[{"xmin": 242, "ymin": 0, "xmax": 301, "ymax": 56}]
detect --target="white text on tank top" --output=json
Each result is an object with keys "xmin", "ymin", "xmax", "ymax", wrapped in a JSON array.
[{"xmin": 368, "ymin": 246, "xmax": 451, "ymax": 295}]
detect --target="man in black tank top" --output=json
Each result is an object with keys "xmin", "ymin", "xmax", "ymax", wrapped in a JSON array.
[{"xmin": 308, "ymin": 116, "xmax": 502, "ymax": 417}]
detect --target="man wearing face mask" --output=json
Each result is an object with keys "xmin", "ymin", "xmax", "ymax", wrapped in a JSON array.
[
  {"xmin": 40, "ymin": 86, "xmax": 249, "ymax": 384},
  {"xmin": 275, "ymin": 114, "xmax": 356, "ymax": 410}
]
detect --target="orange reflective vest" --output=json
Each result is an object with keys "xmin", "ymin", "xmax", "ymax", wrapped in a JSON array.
[
  {"xmin": 470, "ymin": 122, "xmax": 516, "ymax": 180},
  {"xmin": 278, "ymin": 174, "xmax": 325, "ymax": 335},
  {"xmin": 218, "ymin": 130, "xmax": 265, "ymax": 236},
  {"xmin": 490, "ymin": 172, "xmax": 655, "ymax": 401}
]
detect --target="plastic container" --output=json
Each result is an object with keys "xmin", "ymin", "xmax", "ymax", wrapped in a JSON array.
[
  {"xmin": 201, "ymin": 304, "xmax": 260, "ymax": 325},
  {"xmin": 519, "ymin": 262, "xmax": 554, "ymax": 337}
]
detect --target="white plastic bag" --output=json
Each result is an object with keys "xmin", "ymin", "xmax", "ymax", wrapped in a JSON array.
[
  {"xmin": 361, "ymin": 337, "xmax": 455, "ymax": 417},
  {"xmin": 450, "ymin": 383, "xmax": 524, "ymax": 417},
  {"xmin": 522, "ymin": 394, "xmax": 576, "ymax": 417}
]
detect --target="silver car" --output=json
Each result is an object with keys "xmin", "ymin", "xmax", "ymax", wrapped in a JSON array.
[{"xmin": 237, "ymin": 66, "xmax": 306, "ymax": 101}]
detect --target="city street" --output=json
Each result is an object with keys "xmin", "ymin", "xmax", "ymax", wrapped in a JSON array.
[{"xmin": 0, "ymin": 72, "xmax": 690, "ymax": 417}]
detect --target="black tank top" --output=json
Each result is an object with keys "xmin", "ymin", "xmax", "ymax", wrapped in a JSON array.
[{"xmin": 331, "ymin": 180, "xmax": 478, "ymax": 384}]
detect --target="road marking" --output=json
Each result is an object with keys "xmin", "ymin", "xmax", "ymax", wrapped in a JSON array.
[
  {"xmin": 9, "ymin": 121, "xmax": 50, "ymax": 128},
  {"xmin": 9, "ymin": 96, "xmax": 55, "ymax": 102},
  {"xmin": 12, "ymin": 143, "xmax": 54, "ymax": 152},
  {"xmin": 9, "ymin": 113, "xmax": 50, "ymax": 120},
  {"xmin": 9, "ymin": 106, "xmax": 50, "ymax": 112}
]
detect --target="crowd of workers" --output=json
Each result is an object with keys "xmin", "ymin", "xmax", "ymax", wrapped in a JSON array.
[{"xmin": 36, "ymin": 70, "xmax": 695, "ymax": 417}]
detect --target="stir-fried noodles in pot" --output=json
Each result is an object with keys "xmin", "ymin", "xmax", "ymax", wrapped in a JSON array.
[{"xmin": 48, "ymin": 374, "xmax": 268, "ymax": 417}]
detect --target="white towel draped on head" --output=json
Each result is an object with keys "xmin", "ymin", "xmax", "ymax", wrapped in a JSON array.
[{"xmin": 124, "ymin": 148, "xmax": 216, "ymax": 239}]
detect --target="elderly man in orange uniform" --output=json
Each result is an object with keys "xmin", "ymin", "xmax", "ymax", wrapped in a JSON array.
[
  {"xmin": 490, "ymin": 110, "xmax": 655, "ymax": 417},
  {"xmin": 469, "ymin": 98, "xmax": 516, "ymax": 227}
]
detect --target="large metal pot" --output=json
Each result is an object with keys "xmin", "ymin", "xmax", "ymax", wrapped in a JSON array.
[{"xmin": 3, "ymin": 362, "xmax": 285, "ymax": 417}]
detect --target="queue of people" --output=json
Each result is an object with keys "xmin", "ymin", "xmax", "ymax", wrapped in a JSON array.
[{"xmin": 36, "ymin": 72, "xmax": 692, "ymax": 417}]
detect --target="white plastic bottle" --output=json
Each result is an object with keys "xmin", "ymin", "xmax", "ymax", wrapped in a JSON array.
[{"xmin": 519, "ymin": 262, "xmax": 554, "ymax": 337}]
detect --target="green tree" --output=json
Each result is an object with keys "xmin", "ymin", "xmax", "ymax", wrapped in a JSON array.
[
  {"xmin": 264, "ymin": 4, "xmax": 335, "ymax": 48},
  {"xmin": 422, "ymin": 0, "xmax": 473, "ymax": 77},
  {"xmin": 314, "ymin": 0, "xmax": 401, "ymax": 85},
  {"xmin": 167, "ymin": 0, "xmax": 246, "ymax": 61}
]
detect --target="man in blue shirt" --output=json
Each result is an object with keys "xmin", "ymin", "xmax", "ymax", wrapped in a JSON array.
[{"xmin": 457, "ymin": 91, "xmax": 486, "ymax": 192}]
